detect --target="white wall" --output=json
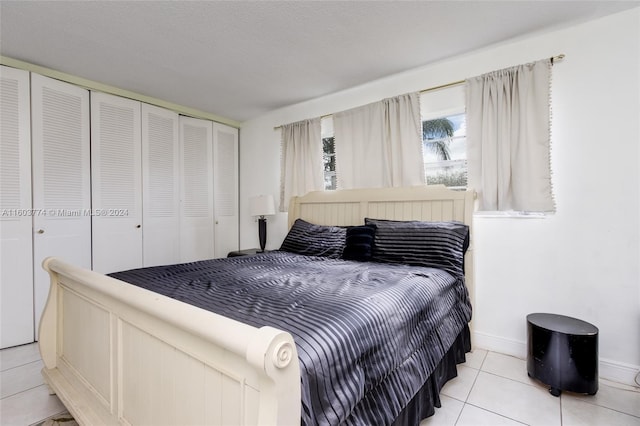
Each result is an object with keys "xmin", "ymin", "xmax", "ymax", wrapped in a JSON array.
[{"xmin": 240, "ymin": 8, "xmax": 640, "ymax": 384}]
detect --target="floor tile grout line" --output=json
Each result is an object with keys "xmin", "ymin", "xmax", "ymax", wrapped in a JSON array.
[
  {"xmin": 1, "ymin": 358, "xmax": 42, "ymax": 373},
  {"xmin": 457, "ymin": 351, "xmax": 532, "ymax": 425},
  {"xmin": 463, "ymin": 366, "xmax": 481, "ymax": 403},
  {"xmin": 452, "ymin": 402, "xmax": 464, "ymax": 425},
  {"xmin": 440, "ymin": 364, "xmax": 480, "ymax": 403},
  {"xmin": 563, "ymin": 396, "xmax": 640, "ymax": 420},
  {"xmin": 598, "ymin": 380, "xmax": 640, "ymax": 394},
  {"xmin": 559, "ymin": 390, "xmax": 563, "ymax": 426},
  {"xmin": 448, "ymin": 353, "xmax": 485, "ymax": 426},
  {"xmin": 1, "ymin": 359, "xmax": 42, "ymax": 373},
  {"xmin": 1, "ymin": 383, "xmax": 48, "ymax": 401},
  {"xmin": 461, "ymin": 401, "xmax": 530, "ymax": 425},
  {"xmin": 470, "ymin": 368, "xmax": 562, "ymax": 425},
  {"xmin": 480, "ymin": 369, "xmax": 549, "ymax": 391},
  {"xmin": 1, "ymin": 343, "xmax": 41, "ymax": 372},
  {"xmin": 452, "ymin": 362, "xmax": 485, "ymax": 425},
  {"xmin": 475, "ymin": 350, "xmax": 489, "ymax": 371}
]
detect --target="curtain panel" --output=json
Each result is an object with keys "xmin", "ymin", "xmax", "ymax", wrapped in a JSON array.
[
  {"xmin": 333, "ymin": 92, "xmax": 425, "ymax": 190},
  {"xmin": 466, "ymin": 59, "xmax": 555, "ymax": 212},
  {"xmin": 279, "ymin": 118, "xmax": 323, "ymax": 212}
]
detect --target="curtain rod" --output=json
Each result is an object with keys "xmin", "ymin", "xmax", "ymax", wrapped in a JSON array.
[
  {"xmin": 419, "ymin": 54, "xmax": 565, "ymax": 94},
  {"xmin": 274, "ymin": 54, "xmax": 565, "ymax": 130}
]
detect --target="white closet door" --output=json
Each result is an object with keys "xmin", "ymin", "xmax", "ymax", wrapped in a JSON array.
[
  {"xmin": 0, "ymin": 66, "xmax": 33, "ymax": 348},
  {"xmin": 213, "ymin": 123, "xmax": 239, "ymax": 258},
  {"xmin": 142, "ymin": 104, "xmax": 179, "ymax": 267},
  {"xmin": 179, "ymin": 116, "xmax": 214, "ymax": 262},
  {"xmin": 91, "ymin": 92, "xmax": 142, "ymax": 274},
  {"xmin": 31, "ymin": 74, "xmax": 91, "ymax": 335}
]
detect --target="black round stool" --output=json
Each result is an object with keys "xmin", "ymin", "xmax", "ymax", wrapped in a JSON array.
[{"xmin": 527, "ymin": 313, "xmax": 598, "ymax": 397}]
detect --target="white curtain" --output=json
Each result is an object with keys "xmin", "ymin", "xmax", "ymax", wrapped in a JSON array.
[
  {"xmin": 333, "ymin": 92, "xmax": 425, "ymax": 189},
  {"xmin": 279, "ymin": 118, "xmax": 322, "ymax": 212},
  {"xmin": 466, "ymin": 59, "xmax": 554, "ymax": 212}
]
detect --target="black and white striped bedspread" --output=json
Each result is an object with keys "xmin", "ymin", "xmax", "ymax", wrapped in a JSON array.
[{"xmin": 109, "ymin": 251, "xmax": 472, "ymax": 426}]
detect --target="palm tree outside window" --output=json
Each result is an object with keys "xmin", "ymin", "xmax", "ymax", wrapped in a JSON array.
[
  {"xmin": 323, "ymin": 136, "xmax": 336, "ymax": 190},
  {"xmin": 422, "ymin": 112, "xmax": 467, "ymax": 189}
]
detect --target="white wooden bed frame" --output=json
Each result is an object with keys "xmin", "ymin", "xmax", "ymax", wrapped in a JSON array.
[{"xmin": 39, "ymin": 185, "xmax": 474, "ymax": 426}]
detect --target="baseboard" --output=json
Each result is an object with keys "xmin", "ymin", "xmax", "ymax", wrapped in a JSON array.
[
  {"xmin": 473, "ymin": 331, "xmax": 640, "ymax": 388},
  {"xmin": 599, "ymin": 357, "xmax": 640, "ymax": 388},
  {"xmin": 473, "ymin": 330, "xmax": 527, "ymax": 359}
]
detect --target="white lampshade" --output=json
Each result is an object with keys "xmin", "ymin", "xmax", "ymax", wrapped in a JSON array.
[{"xmin": 249, "ymin": 194, "xmax": 276, "ymax": 217}]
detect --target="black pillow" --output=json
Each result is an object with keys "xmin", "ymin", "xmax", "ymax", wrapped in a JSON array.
[
  {"xmin": 342, "ymin": 224, "xmax": 376, "ymax": 261},
  {"xmin": 280, "ymin": 219, "xmax": 346, "ymax": 259},
  {"xmin": 364, "ymin": 218, "xmax": 469, "ymax": 277}
]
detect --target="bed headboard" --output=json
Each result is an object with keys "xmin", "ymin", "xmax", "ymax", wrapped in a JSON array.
[{"xmin": 289, "ymin": 185, "xmax": 476, "ymax": 333}]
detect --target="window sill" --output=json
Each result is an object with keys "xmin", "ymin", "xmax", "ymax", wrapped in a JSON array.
[{"xmin": 474, "ymin": 211, "xmax": 551, "ymax": 219}]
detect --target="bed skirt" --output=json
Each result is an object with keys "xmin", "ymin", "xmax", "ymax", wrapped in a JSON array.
[{"xmin": 392, "ymin": 324, "xmax": 472, "ymax": 426}]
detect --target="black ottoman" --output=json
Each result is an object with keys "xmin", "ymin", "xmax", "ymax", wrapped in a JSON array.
[{"xmin": 527, "ymin": 313, "xmax": 598, "ymax": 396}]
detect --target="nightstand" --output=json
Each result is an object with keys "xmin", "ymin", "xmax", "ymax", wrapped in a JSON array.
[
  {"xmin": 227, "ymin": 248, "xmax": 268, "ymax": 257},
  {"xmin": 527, "ymin": 313, "xmax": 598, "ymax": 396}
]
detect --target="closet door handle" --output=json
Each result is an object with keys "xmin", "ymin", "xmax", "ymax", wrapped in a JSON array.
[
  {"xmin": 37, "ymin": 229, "xmax": 45, "ymax": 234},
  {"xmin": 135, "ymin": 224, "xmax": 141, "ymax": 229}
]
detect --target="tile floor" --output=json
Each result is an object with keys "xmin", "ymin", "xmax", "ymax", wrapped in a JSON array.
[
  {"xmin": 422, "ymin": 349, "xmax": 640, "ymax": 426},
  {"xmin": 1, "ymin": 343, "xmax": 639, "ymax": 425}
]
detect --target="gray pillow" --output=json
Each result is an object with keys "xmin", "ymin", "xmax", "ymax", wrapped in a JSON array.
[
  {"xmin": 280, "ymin": 219, "xmax": 346, "ymax": 259},
  {"xmin": 364, "ymin": 218, "xmax": 469, "ymax": 277}
]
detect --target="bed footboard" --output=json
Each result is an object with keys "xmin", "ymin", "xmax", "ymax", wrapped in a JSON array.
[{"xmin": 38, "ymin": 257, "xmax": 301, "ymax": 426}]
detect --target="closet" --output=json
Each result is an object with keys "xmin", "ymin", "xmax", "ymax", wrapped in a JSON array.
[
  {"xmin": 179, "ymin": 116, "xmax": 215, "ymax": 262},
  {"xmin": 142, "ymin": 104, "xmax": 180, "ymax": 267},
  {"xmin": 212, "ymin": 123, "xmax": 239, "ymax": 258},
  {"xmin": 91, "ymin": 92, "xmax": 143, "ymax": 273},
  {"xmin": 0, "ymin": 66, "xmax": 239, "ymax": 348},
  {"xmin": 0, "ymin": 71, "xmax": 92, "ymax": 346},
  {"xmin": 91, "ymin": 95, "xmax": 238, "ymax": 272},
  {"xmin": 1, "ymin": 67, "xmax": 33, "ymax": 348},
  {"xmin": 31, "ymin": 74, "xmax": 92, "ymax": 337}
]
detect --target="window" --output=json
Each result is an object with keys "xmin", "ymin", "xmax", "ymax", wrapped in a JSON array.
[
  {"xmin": 422, "ymin": 112, "xmax": 467, "ymax": 189},
  {"xmin": 420, "ymin": 84, "xmax": 467, "ymax": 189},
  {"xmin": 322, "ymin": 86, "xmax": 467, "ymax": 191},
  {"xmin": 323, "ymin": 136, "xmax": 336, "ymax": 190},
  {"xmin": 321, "ymin": 117, "xmax": 336, "ymax": 190}
]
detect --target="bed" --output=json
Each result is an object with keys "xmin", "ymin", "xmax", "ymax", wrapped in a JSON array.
[{"xmin": 38, "ymin": 185, "xmax": 475, "ymax": 425}]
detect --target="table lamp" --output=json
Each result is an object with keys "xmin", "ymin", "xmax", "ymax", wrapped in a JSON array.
[{"xmin": 249, "ymin": 194, "xmax": 276, "ymax": 252}]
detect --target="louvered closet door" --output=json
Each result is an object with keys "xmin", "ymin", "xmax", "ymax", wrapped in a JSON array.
[
  {"xmin": 142, "ymin": 104, "xmax": 180, "ymax": 267},
  {"xmin": 179, "ymin": 116, "xmax": 214, "ymax": 262},
  {"xmin": 213, "ymin": 123, "xmax": 239, "ymax": 257},
  {"xmin": 0, "ymin": 66, "xmax": 33, "ymax": 348},
  {"xmin": 31, "ymin": 74, "xmax": 91, "ymax": 335},
  {"xmin": 91, "ymin": 92, "xmax": 143, "ymax": 274}
]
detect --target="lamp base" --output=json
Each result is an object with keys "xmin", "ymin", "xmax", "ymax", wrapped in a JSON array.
[{"xmin": 258, "ymin": 217, "xmax": 267, "ymax": 252}]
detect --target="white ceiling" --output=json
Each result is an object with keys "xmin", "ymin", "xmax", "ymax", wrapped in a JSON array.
[{"xmin": 1, "ymin": 1, "xmax": 637, "ymax": 122}]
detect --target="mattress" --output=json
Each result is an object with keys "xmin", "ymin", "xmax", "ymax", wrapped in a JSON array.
[{"xmin": 110, "ymin": 251, "xmax": 472, "ymax": 426}]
